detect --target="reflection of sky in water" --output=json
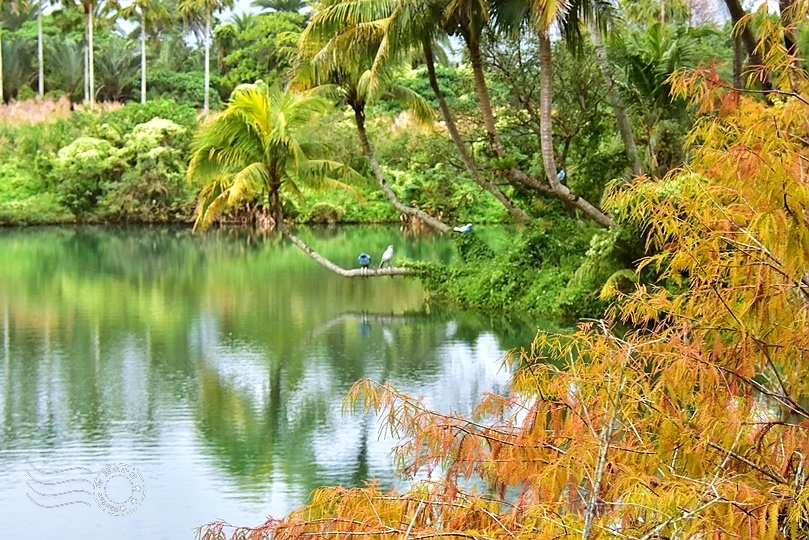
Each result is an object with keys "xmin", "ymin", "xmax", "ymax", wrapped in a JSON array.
[{"xmin": 0, "ymin": 226, "xmax": 536, "ymax": 540}]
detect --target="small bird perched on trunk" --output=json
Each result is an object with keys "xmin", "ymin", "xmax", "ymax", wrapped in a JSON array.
[{"xmin": 380, "ymin": 245, "xmax": 394, "ymax": 268}]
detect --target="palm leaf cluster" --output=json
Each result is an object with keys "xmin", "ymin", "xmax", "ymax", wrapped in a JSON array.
[{"xmin": 189, "ymin": 82, "xmax": 359, "ymax": 231}]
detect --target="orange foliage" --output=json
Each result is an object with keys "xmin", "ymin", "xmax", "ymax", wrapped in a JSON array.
[{"xmin": 199, "ymin": 19, "xmax": 809, "ymax": 540}]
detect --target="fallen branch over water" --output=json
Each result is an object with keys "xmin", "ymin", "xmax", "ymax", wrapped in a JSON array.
[{"xmin": 281, "ymin": 225, "xmax": 417, "ymax": 278}]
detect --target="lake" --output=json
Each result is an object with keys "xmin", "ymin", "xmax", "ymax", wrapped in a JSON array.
[{"xmin": 0, "ymin": 225, "xmax": 539, "ymax": 539}]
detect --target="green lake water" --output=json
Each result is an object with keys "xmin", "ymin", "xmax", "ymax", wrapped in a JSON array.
[{"xmin": 0, "ymin": 225, "xmax": 539, "ymax": 539}]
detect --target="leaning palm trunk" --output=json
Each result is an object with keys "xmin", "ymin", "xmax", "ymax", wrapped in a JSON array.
[
  {"xmin": 588, "ymin": 24, "xmax": 642, "ymax": 176},
  {"xmin": 465, "ymin": 34, "xmax": 506, "ymax": 157},
  {"xmin": 352, "ymin": 106, "xmax": 450, "ymax": 234},
  {"xmin": 537, "ymin": 31, "xmax": 612, "ymax": 228},
  {"xmin": 423, "ymin": 40, "xmax": 530, "ymax": 223},
  {"xmin": 462, "ymin": 29, "xmax": 612, "ymax": 227}
]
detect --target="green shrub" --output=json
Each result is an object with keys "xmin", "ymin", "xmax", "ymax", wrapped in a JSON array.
[
  {"xmin": 52, "ymin": 136, "xmax": 118, "ymax": 214},
  {"xmin": 98, "ymin": 99, "xmax": 198, "ymax": 135},
  {"xmin": 302, "ymin": 202, "xmax": 346, "ymax": 224},
  {"xmin": 97, "ymin": 118, "xmax": 195, "ymax": 222}
]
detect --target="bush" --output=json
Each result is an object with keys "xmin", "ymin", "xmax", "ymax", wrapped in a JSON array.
[
  {"xmin": 97, "ymin": 118, "xmax": 195, "ymax": 222},
  {"xmin": 301, "ymin": 202, "xmax": 346, "ymax": 224},
  {"xmin": 52, "ymin": 136, "xmax": 118, "ymax": 214}
]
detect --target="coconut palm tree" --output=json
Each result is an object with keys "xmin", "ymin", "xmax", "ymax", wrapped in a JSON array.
[
  {"xmin": 189, "ymin": 82, "xmax": 358, "ymax": 230},
  {"xmin": 37, "ymin": 0, "xmax": 45, "ymax": 96},
  {"xmin": 250, "ymin": 0, "xmax": 305, "ymax": 13},
  {"xmin": 121, "ymin": 0, "xmax": 172, "ymax": 103},
  {"xmin": 306, "ymin": 0, "xmax": 530, "ymax": 222},
  {"xmin": 490, "ymin": 0, "xmax": 614, "ymax": 227},
  {"xmin": 0, "ymin": 0, "xmax": 9, "ymax": 102},
  {"xmin": 297, "ymin": 12, "xmax": 451, "ymax": 233},
  {"xmin": 179, "ymin": 0, "xmax": 234, "ymax": 115}
]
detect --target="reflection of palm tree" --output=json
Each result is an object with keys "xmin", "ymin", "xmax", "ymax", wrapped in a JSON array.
[{"xmin": 350, "ymin": 419, "xmax": 370, "ymax": 486}]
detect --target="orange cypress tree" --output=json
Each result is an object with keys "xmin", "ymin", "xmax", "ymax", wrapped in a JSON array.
[{"xmin": 198, "ymin": 22, "xmax": 809, "ymax": 540}]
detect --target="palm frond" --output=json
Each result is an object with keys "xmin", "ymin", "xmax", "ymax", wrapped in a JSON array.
[{"xmin": 386, "ymin": 84, "xmax": 435, "ymax": 124}]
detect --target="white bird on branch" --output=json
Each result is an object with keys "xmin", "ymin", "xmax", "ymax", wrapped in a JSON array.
[{"xmin": 380, "ymin": 245, "xmax": 394, "ymax": 268}]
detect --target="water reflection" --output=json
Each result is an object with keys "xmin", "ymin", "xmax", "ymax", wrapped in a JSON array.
[{"xmin": 0, "ymin": 226, "xmax": 537, "ymax": 539}]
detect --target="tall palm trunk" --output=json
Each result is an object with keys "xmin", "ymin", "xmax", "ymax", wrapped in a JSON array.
[
  {"xmin": 269, "ymin": 183, "xmax": 283, "ymax": 225},
  {"xmin": 88, "ymin": 3, "xmax": 95, "ymax": 108},
  {"xmin": 537, "ymin": 31, "xmax": 611, "ymax": 228},
  {"xmin": 37, "ymin": 0, "xmax": 44, "ymax": 96},
  {"xmin": 423, "ymin": 40, "xmax": 529, "ymax": 222},
  {"xmin": 464, "ymin": 32, "xmax": 505, "ymax": 157},
  {"xmin": 83, "ymin": 42, "xmax": 89, "ymax": 102},
  {"xmin": 203, "ymin": 11, "xmax": 211, "ymax": 115},
  {"xmin": 353, "ymin": 105, "xmax": 450, "ymax": 233},
  {"xmin": 588, "ymin": 24, "xmax": 642, "ymax": 176},
  {"xmin": 0, "ymin": 28, "xmax": 4, "ymax": 104},
  {"xmin": 140, "ymin": 10, "xmax": 147, "ymax": 103}
]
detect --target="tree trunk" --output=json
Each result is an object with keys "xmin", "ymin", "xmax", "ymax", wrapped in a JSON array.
[
  {"xmin": 588, "ymin": 24, "xmax": 643, "ymax": 176},
  {"xmin": 203, "ymin": 11, "xmax": 211, "ymax": 116},
  {"xmin": 461, "ymin": 26, "xmax": 611, "ymax": 227},
  {"xmin": 83, "ymin": 34, "xmax": 89, "ymax": 103},
  {"xmin": 269, "ymin": 181, "xmax": 283, "ymax": 226},
  {"xmin": 280, "ymin": 224, "xmax": 416, "ymax": 277},
  {"xmin": 140, "ymin": 10, "xmax": 147, "ymax": 104},
  {"xmin": 537, "ymin": 31, "xmax": 612, "ymax": 228},
  {"xmin": 733, "ymin": 33, "xmax": 743, "ymax": 89},
  {"xmin": 37, "ymin": 0, "xmax": 44, "ymax": 97},
  {"xmin": 724, "ymin": 0, "xmax": 770, "ymax": 90},
  {"xmin": 352, "ymin": 105, "xmax": 450, "ymax": 234},
  {"xmin": 778, "ymin": 0, "xmax": 801, "ymax": 73},
  {"xmin": 0, "ymin": 27, "xmax": 4, "ymax": 103},
  {"xmin": 423, "ymin": 40, "xmax": 530, "ymax": 223},
  {"xmin": 88, "ymin": 4, "xmax": 95, "ymax": 109},
  {"xmin": 464, "ymin": 32, "xmax": 505, "ymax": 158}
]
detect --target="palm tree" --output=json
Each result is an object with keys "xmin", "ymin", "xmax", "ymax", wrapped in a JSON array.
[
  {"xmin": 179, "ymin": 0, "xmax": 234, "ymax": 115},
  {"xmin": 250, "ymin": 0, "xmax": 305, "ymax": 13},
  {"xmin": 121, "ymin": 0, "xmax": 172, "ymax": 103},
  {"xmin": 490, "ymin": 0, "xmax": 613, "ymax": 227},
  {"xmin": 37, "ymin": 0, "xmax": 45, "ymax": 96},
  {"xmin": 94, "ymin": 35, "xmax": 139, "ymax": 101},
  {"xmin": 0, "ymin": 0, "xmax": 8, "ymax": 102},
  {"xmin": 46, "ymin": 38, "xmax": 84, "ymax": 101},
  {"xmin": 298, "ymin": 11, "xmax": 451, "ymax": 233},
  {"xmin": 189, "ymin": 82, "xmax": 358, "ymax": 229},
  {"xmin": 307, "ymin": 0, "xmax": 530, "ymax": 222}
]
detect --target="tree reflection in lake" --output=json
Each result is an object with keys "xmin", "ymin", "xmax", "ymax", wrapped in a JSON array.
[{"xmin": 0, "ymin": 225, "xmax": 539, "ymax": 539}]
